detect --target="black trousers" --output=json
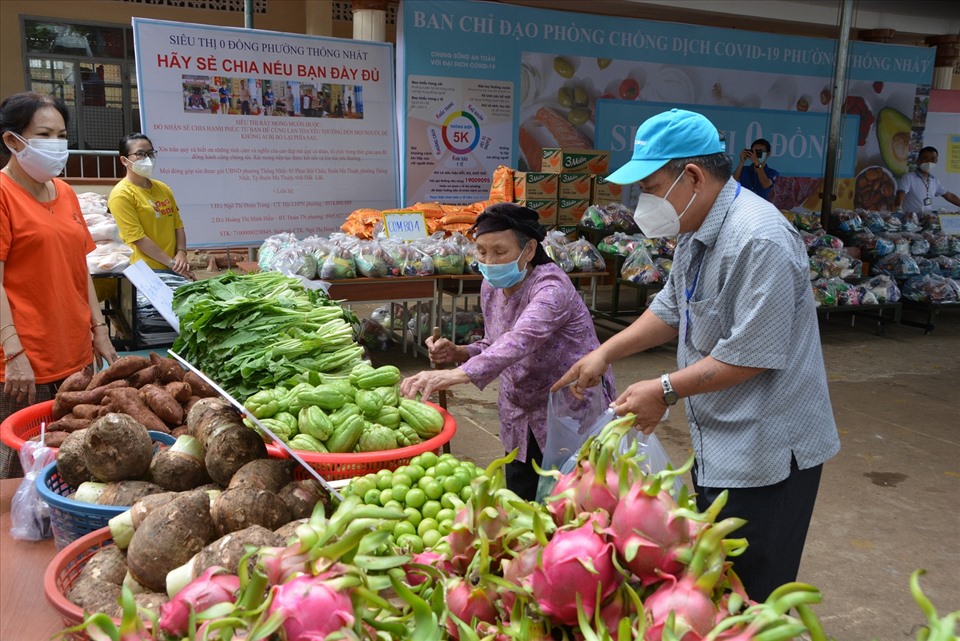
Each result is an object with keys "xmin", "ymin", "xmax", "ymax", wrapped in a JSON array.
[
  {"xmin": 692, "ymin": 456, "xmax": 823, "ymax": 603},
  {"xmin": 504, "ymin": 431, "xmax": 544, "ymax": 502}
]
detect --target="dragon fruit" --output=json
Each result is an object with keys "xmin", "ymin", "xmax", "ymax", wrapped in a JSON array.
[
  {"xmin": 501, "ymin": 543, "xmax": 541, "ymax": 612},
  {"xmin": 609, "ymin": 482, "xmax": 692, "ymax": 585},
  {"xmin": 531, "ymin": 516, "xmax": 621, "ymax": 626},
  {"xmin": 445, "ymin": 577, "xmax": 499, "ymax": 639},
  {"xmin": 403, "ymin": 550, "xmax": 455, "ymax": 586},
  {"xmin": 446, "ymin": 504, "xmax": 510, "ymax": 573},
  {"xmin": 158, "ymin": 566, "xmax": 239, "ymax": 637},
  {"xmin": 644, "ymin": 572, "xmax": 719, "ymax": 641},
  {"xmin": 266, "ymin": 575, "xmax": 355, "ymax": 641}
]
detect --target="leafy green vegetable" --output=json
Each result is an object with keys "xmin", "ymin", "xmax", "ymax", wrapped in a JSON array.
[{"xmin": 172, "ymin": 271, "xmax": 365, "ymax": 399}]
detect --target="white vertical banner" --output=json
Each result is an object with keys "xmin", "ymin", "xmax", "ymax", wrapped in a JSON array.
[{"xmin": 132, "ymin": 18, "xmax": 399, "ymax": 247}]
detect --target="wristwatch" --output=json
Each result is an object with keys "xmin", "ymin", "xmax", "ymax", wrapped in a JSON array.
[{"xmin": 660, "ymin": 374, "xmax": 679, "ymax": 406}]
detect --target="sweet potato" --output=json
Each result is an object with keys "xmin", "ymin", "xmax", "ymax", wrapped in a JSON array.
[
  {"xmin": 139, "ymin": 384, "xmax": 184, "ymax": 426},
  {"xmin": 32, "ymin": 431, "xmax": 69, "ymax": 448},
  {"xmin": 184, "ymin": 396, "xmax": 203, "ymax": 413},
  {"xmin": 127, "ymin": 365, "xmax": 159, "ymax": 389},
  {"xmin": 58, "ymin": 369, "xmax": 93, "ymax": 394},
  {"xmin": 71, "ymin": 404, "xmax": 101, "ymax": 420},
  {"xmin": 86, "ymin": 355, "xmax": 151, "ymax": 390},
  {"xmin": 183, "ymin": 371, "xmax": 218, "ymax": 398},
  {"xmin": 56, "ymin": 429, "xmax": 95, "ymax": 488},
  {"xmin": 83, "ymin": 413, "xmax": 154, "ymax": 482},
  {"xmin": 150, "ymin": 352, "xmax": 185, "ymax": 383},
  {"xmin": 210, "ymin": 488, "xmax": 292, "ymax": 536},
  {"xmin": 46, "ymin": 416, "xmax": 93, "ymax": 433},
  {"xmin": 104, "ymin": 388, "xmax": 169, "ymax": 433},
  {"xmin": 165, "ymin": 381, "xmax": 192, "ymax": 404},
  {"xmin": 228, "ymin": 459, "xmax": 296, "ymax": 494},
  {"xmin": 127, "ymin": 490, "xmax": 217, "ymax": 592},
  {"xmin": 52, "ymin": 380, "xmax": 129, "ymax": 419}
]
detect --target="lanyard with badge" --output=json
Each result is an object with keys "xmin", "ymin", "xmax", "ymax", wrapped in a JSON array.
[
  {"xmin": 684, "ymin": 182, "xmax": 740, "ymax": 342},
  {"xmin": 921, "ymin": 172, "xmax": 933, "ymax": 209}
]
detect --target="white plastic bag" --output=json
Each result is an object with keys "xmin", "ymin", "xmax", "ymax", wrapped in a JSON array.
[
  {"xmin": 10, "ymin": 440, "xmax": 56, "ymax": 540},
  {"xmin": 535, "ymin": 387, "xmax": 608, "ymax": 502}
]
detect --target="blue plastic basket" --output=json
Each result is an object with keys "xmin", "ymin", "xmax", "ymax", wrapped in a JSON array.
[{"xmin": 36, "ymin": 431, "xmax": 176, "ymax": 550}]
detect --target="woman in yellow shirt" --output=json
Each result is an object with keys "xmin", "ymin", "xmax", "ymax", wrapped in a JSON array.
[{"xmin": 108, "ymin": 133, "xmax": 193, "ymax": 279}]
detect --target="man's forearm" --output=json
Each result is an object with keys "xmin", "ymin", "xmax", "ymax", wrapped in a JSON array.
[
  {"xmin": 669, "ymin": 355, "xmax": 765, "ymax": 399},
  {"xmin": 598, "ymin": 308, "xmax": 678, "ymax": 365}
]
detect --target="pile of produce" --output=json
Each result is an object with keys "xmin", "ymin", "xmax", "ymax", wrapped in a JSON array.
[
  {"xmin": 41, "ymin": 352, "xmax": 218, "ymax": 448},
  {"xmin": 340, "ymin": 200, "xmax": 499, "ymax": 239},
  {"xmin": 171, "ymin": 271, "xmax": 365, "ymax": 399},
  {"xmin": 244, "ymin": 362, "xmax": 445, "ymax": 454},
  {"xmin": 64, "ymin": 397, "xmax": 333, "ymax": 618},
  {"xmin": 65, "ymin": 415, "xmax": 958, "ymax": 640}
]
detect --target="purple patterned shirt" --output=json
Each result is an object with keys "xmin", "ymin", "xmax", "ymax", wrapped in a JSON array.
[{"xmin": 460, "ymin": 262, "xmax": 616, "ymax": 461}]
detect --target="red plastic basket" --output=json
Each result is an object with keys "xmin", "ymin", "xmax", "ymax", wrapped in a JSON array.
[
  {"xmin": 43, "ymin": 526, "xmax": 129, "ymax": 641},
  {"xmin": 0, "ymin": 399, "xmax": 56, "ymax": 452},
  {"xmin": 266, "ymin": 402, "xmax": 457, "ymax": 480}
]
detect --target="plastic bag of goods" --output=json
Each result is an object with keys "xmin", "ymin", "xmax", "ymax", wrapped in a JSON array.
[
  {"xmin": 319, "ymin": 236, "xmax": 357, "ymax": 280},
  {"xmin": 271, "ymin": 243, "xmax": 318, "ymax": 279},
  {"xmin": 856, "ymin": 275, "xmax": 901, "ymax": 304},
  {"xmin": 580, "ymin": 205, "xmax": 616, "ymax": 230},
  {"xmin": 929, "ymin": 256, "xmax": 960, "ymax": 279},
  {"xmin": 812, "ymin": 277, "xmax": 859, "ymax": 307},
  {"xmin": 922, "ymin": 232, "xmax": 950, "ymax": 256},
  {"xmin": 832, "ymin": 210, "xmax": 863, "ymax": 233},
  {"xmin": 654, "ymin": 257, "xmax": 673, "ymax": 282},
  {"xmin": 87, "ymin": 219, "xmax": 121, "ymax": 243},
  {"xmin": 395, "ymin": 242, "xmax": 435, "ymax": 277},
  {"xmin": 810, "ymin": 233, "xmax": 845, "ymax": 250},
  {"xmin": 301, "ymin": 235, "xmax": 332, "ymax": 264},
  {"xmin": 464, "ymin": 244, "xmax": 481, "ymax": 275},
  {"xmin": 810, "ymin": 248, "xmax": 862, "ymax": 280},
  {"xmin": 86, "ymin": 241, "xmax": 133, "ymax": 274},
  {"xmin": 901, "ymin": 232, "xmax": 931, "ymax": 256},
  {"xmin": 351, "ymin": 239, "xmax": 395, "ymax": 278},
  {"xmin": 567, "ymin": 238, "xmax": 606, "ymax": 272},
  {"xmin": 544, "ymin": 230, "xmax": 575, "ymax": 272},
  {"xmin": 606, "ymin": 202, "xmax": 641, "ymax": 234},
  {"xmin": 621, "ymin": 244, "xmax": 659, "ymax": 284},
  {"xmin": 901, "ymin": 274, "xmax": 960, "ymax": 304},
  {"xmin": 420, "ymin": 232, "xmax": 464, "ymax": 275},
  {"xmin": 257, "ymin": 232, "xmax": 298, "ymax": 271},
  {"xmin": 871, "ymin": 253, "xmax": 920, "ymax": 278},
  {"xmin": 863, "ymin": 212, "xmax": 886, "ymax": 234}
]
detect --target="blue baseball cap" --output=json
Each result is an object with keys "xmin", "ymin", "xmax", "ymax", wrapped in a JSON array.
[{"xmin": 606, "ymin": 109, "xmax": 726, "ymax": 185}]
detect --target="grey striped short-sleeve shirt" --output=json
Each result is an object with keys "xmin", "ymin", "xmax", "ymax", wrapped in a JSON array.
[{"xmin": 650, "ymin": 178, "xmax": 840, "ymax": 488}]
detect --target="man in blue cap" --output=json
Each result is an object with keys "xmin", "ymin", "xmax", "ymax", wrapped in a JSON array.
[{"xmin": 555, "ymin": 108, "xmax": 840, "ymax": 602}]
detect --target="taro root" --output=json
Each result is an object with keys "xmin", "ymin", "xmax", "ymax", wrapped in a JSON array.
[
  {"xmin": 127, "ymin": 490, "xmax": 217, "ymax": 592},
  {"xmin": 77, "ymin": 546, "xmax": 128, "ymax": 586},
  {"xmin": 56, "ymin": 429, "xmax": 95, "ymax": 488},
  {"xmin": 83, "ymin": 413, "xmax": 154, "ymax": 482},
  {"xmin": 149, "ymin": 435, "xmax": 209, "ymax": 491},
  {"xmin": 210, "ymin": 487, "xmax": 292, "ymax": 536},
  {"xmin": 228, "ymin": 459, "xmax": 296, "ymax": 494},
  {"xmin": 165, "ymin": 525, "xmax": 284, "ymax": 595},
  {"xmin": 186, "ymin": 398, "xmax": 235, "ymax": 442},
  {"xmin": 74, "ymin": 480, "xmax": 165, "ymax": 506},
  {"xmin": 109, "ymin": 492, "xmax": 180, "ymax": 549},
  {"xmin": 186, "ymin": 398, "xmax": 267, "ymax": 485},
  {"xmin": 68, "ymin": 578, "xmax": 121, "ymax": 614},
  {"xmin": 274, "ymin": 518, "xmax": 308, "ymax": 543},
  {"xmin": 278, "ymin": 479, "xmax": 332, "ymax": 520}
]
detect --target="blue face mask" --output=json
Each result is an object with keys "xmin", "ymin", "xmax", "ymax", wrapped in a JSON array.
[{"xmin": 478, "ymin": 252, "xmax": 529, "ymax": 289}]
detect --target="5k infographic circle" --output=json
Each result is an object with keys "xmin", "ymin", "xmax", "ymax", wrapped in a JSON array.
[{"xmin": 441, "ymin": 110, "xmax": 480, "ymax": 154}]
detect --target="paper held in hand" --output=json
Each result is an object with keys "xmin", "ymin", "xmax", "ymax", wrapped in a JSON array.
[{"xmin": 122, "ymin": 261, "xmax": 180, "ymax": 332}]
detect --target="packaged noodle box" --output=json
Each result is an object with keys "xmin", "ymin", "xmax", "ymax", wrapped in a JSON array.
[
  {"xmin": 542, "ymin": 148, "xmax": 610, "ymax": 174},
  {"xmin": 515, "ymin": 199, "xmax": 558, "ymax": 227},
  {"xmin": 557, "ymin": 198, "xmax": 590, "ymax": 227},
  {"xmin": 558, "ymin": 173, "xmax": 593, "ymax": 200},
  {"xmin": 489, "ymin": 165, "xmax": 515, "ymax": 202},
  {"xmin": 513, "ymin": 172, "xmax": 559, "ymax": 200},
  {"xmin": 593, "ymin": 175, "xmax": 624, "ymax": 204}
]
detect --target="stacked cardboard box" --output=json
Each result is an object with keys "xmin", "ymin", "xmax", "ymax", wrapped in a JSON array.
[{"xmin": 506, "ymin": 148, "xmax": 623, "ymax": 229}]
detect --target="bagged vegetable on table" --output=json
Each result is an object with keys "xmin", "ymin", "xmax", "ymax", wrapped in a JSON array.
[
  {"xmin": 579, "ymin": 204, "xmax": 616, "ymax": 230},
  {"xmin": 270, "ymin": 244, "xmax": 318, "ymax": 279},
  {"xmin": 872, "ymin": 252, "xmax": 920, "ymax": 278},
  {"xmin": 420, "ymin": 232, "xmax": 464, "ymax": 275},
  {"xmin": 257, "ymin": 232, "xmax": 298, "ymax": 272},
  {"xmin": 856, "ymin": 274, "xmax": 901, "ymax": 304},
  {"xmin": 350, "ymin": 238, "xmax": 394, "ymax": 277},
  {"xmin": 929, "ymin": 255, "xmax": 960, "ymax": 279},
  {"xmin": 567, "ymin": 238, "xmax": 605, "ymax": 271},
  {"xmin": 543, "ymin": 230, "xmax": 575, "ymax": 272},
  {"xmin": 901, "ymin": 274, "xmax": 960, "ymax": 304},
  {"xmin": 621, "ymin": 244, "xmax": 659, "ymax": 284},
  {"xmin": 395, "ymin": 242, "xmax": 435, "ymax": 277},
  {"xmin": 812, "ymin": 277, "xmax": 859, "ymax": 307},
  {"xmin": 319, "ymin": 236, "xmax": 357, "ymax": 280},
  {"xmin": 464, "ymin": 244, "xmax": 480, "ymax": 274}
]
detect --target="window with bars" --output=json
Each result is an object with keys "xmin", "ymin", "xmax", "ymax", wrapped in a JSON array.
[{"xmin": 22, "ymin": 17, "xmax": 140, "ymax": 153}]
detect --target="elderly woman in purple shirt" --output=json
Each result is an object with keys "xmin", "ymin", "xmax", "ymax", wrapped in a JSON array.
[{"xmin": 401, "ymin": 203, "xmax": 615, "ymax": 500}]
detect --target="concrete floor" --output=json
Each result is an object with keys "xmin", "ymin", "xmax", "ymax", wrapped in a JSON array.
[{"xmin": 374, "ymin": 298, "xmax": 960, "ymax": 640}]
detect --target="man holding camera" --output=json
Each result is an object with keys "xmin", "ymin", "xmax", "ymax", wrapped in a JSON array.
[{"xmin": 734, "ymin": 138, "xmax": 779, "ymax": 201}]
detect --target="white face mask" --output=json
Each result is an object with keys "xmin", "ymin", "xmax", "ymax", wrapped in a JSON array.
[
  {"xmin": 8, "ymin": 133, "xmax": 68, "ymax": 182},
  {"xmin": 919, "ymin": 162, "xmax": 936, "ymax": 174},
  {"xmin": 129, "ymin": 157, "xmax": 155, "ymax": 179},
  {"xmin": 633, "ymin": 172, "xmax": 698, "ymax": 238}
]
